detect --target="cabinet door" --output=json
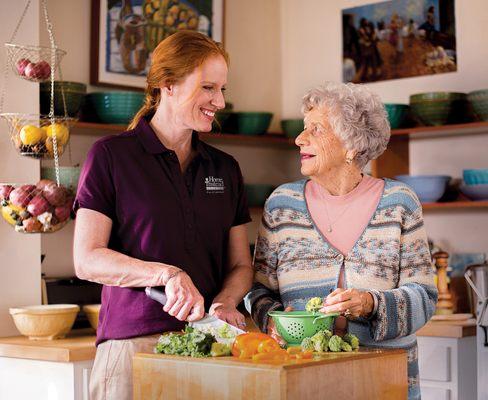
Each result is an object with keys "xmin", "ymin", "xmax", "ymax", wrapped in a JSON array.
[{"xmin": 418, "ymin": 340, "xmax": 452, "ymax": 382}]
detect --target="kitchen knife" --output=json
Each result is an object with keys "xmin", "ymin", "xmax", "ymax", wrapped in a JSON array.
[{"xmin": 145, "ymin": 287, "xmax": 247, "ymax": 336}]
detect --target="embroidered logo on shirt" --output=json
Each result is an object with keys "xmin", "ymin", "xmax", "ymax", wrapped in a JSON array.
[{"xmin": 205, "ymin": 176, "xmax": 225, "ymax": 194}]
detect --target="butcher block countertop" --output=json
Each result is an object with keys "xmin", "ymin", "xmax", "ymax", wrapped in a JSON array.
[
  {"xmin": 133, "ymin": 348, "xmax": 407, "ymax": 400},
  {"xmin": 416, "ymin": 319, "xmax": 477, "ymax": 338},
  {"xmin": 0, "ymin": 329, "xmax": 96, "ymax": 362}
]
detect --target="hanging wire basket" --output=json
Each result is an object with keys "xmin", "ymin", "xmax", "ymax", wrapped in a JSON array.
[
  {"xmin": 5, "ymin": 43, "xmax": 66, "ymax": 82},
  {"xmin": 0, "ymin": 181, "xmax": 74, "ymax": 233},
  {"xmin": 0, "ymin": 113, "xmax": 76, "ymax": 159}
]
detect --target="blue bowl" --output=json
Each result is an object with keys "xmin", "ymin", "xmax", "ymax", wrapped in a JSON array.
[
  {"xmin": 460, "ymin": 184, "xmax": 488, "ymax": 201},
  {"xmin": 395, "ymin": 175, "xmax": 451, "ymax": 203},
  {"xmin": 463, "ymin": 169, "xmax": 488, "ymax": 185},
  {"xmin": 86, "ymin": 92, "xmax": 144, "ymax": 124}
]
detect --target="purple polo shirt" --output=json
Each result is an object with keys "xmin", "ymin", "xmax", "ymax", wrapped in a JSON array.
[{"xmin": 74, "ymin": 117, "xmax": 251, "ymax": 345}]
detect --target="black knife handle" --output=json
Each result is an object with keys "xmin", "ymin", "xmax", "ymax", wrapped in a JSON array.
[{"xmin": 145, "ymin": 287, "xmax": 167, "ymax": 306}]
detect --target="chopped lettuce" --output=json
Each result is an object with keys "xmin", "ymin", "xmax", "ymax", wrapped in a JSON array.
[{"xmin": 155, "ymin": 326, "xmax": 216, "ymax": 358}]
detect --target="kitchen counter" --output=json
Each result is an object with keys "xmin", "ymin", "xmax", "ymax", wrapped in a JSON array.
[
  {"xmin": 0, "ymin": 328, "xmax": 96, "ymax": 362},
  {"xmin": 416, "ymin": 319, "xmax": 477, "ymax": 338},
  {"xmin": 133, "ymin": 348, "xmax": 407, "ymax": 400}
]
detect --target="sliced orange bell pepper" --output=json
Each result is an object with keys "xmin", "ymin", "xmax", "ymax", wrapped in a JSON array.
[
  {"xmin": 252, "ymin": 349, "xmax": 290, "ymax": 362},
  {"xmin": 231, "ymin": 333, "xmax": 281, "ymax": 359}
]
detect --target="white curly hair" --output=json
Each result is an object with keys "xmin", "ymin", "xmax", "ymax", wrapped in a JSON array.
[{"xmin": 301, "ymin": 82, "xmax": 391, "ymax": 169}]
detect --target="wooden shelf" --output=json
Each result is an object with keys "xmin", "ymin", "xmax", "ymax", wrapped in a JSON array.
[
  {"xmin": 73, "ymin": 122, "xmax": 295, "ymax": 148},
  {"xmin": 422, "ymin": 200, "xmax": 488, "ymax": 210},
  {"xmin": 391, "ymin": 121, "xmax": 488, "ymax": 138}
]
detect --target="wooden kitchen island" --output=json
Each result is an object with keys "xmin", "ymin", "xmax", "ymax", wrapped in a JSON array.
[{"xmin": 133, "ymin": 348, "xmax": 407, "ymax": 400}]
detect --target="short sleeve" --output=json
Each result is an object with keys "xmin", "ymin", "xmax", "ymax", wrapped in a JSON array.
[
  {"xmin": 73, "ymin": 139, "xmax": 116, "ymax": 220},
  {"xmin": 231, "ymin": 160, "xmax": 251, "ymax": 227}
]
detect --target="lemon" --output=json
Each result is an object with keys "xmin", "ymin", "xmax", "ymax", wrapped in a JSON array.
[
  {"xmin": 2, "ymin": 205, "xmax": 18, "ymax": 226},
  {"xmin": 20, "ymin": 125, "xmax": 43, "ymax": 145},
  {"xmin": 40, "ymin": 126, "xmax": 48, "ymax": 141},
  {"xmin": 45, "ymin": 123, "xmax": 69, "ymax": 146}
]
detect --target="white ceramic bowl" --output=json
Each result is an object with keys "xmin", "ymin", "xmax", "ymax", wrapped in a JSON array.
[
  {"xmin": 9, "ymin": 304, "xmax": 79, "ymax": 340},
  {"xmin": 83, "ymin": 304, "xmax": 101, "ymax": 330}
]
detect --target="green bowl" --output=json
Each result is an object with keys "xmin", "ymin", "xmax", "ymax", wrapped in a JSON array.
[
  {"xmin": 41, "ymin": 166, "xmax": 80, "ymax": 192},
  {"xmin": 468, "ymin": 89, "xmax": 488, "ymax": 121},
  {"xmin": 245, "ymin": 184, "xmax": 274, "ymax": 207},
  {"xmin": 236, "ymin": 112, "xmax": 273, "ymax": 135},
  {"xmin": 268, "ymin": 311, "xmax": 339, "ymax": 345},
  {"xmin": 409, "ymin": 92, "xmax": 469, "ymax": 126},
  {"xmin": 86, "ymin": 92, "xmax": 145, "ymax": 124},
  {"xmin": 281, "ymin": 119, "xmax": 304, "ymax": 138},
  {"xmin": 384, "ymin": 104, "xmax": 409, "ymax": 129},
  {"xmin": 40, "ymin": 81, "xmax": 87, "ymax": 117}
]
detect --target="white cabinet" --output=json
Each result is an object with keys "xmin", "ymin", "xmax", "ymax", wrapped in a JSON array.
[
  {"xmin": 418, "ymin": 336, "xmax": 477, "ymax": 400},
  {"xmin": 0, "ymin": 357, "xmax": 93, "ymax": 400}
]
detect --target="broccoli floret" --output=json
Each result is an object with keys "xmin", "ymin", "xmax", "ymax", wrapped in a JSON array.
[
  {"xmin": 305, "ymin": 297, "xmax": 323, "ymax": 313},
  {"xmin": 310, "ymin": 331, "xmax": 329, "ymax": 352},
  {"xmin": 340, "ymin": 341, "xmax": 352, "ymax": 352},
  {"xmin": 328, "ymin": 335, "xmax": 343, "ymax": 352},
  {"xmin": 322, "ymin": 329, "xmax": 333, "ymax": 339},
  {"xmin": 210, "ymin": 342, "xmax": 231, "ymax": 357},
  {"xmin": 343, "ymin": 333, "xmax": 360, "ymax": 350},
  {"xmin": 301, "ymin": 337, "xmax": 314, "ymax": 351}
]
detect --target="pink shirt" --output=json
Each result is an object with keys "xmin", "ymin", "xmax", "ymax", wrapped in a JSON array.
[{"xmin": 305, "ymin": 175, "xmax": 384, "ymax": 287}]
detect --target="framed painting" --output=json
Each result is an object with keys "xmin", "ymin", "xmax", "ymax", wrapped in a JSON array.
[
  {"xmin": 342, "ymin": 0, "xmax": 456, "ymax": 83},
  {"xmin": 90, "ymin": 0, "xmax": 225, "ymax": 89}
]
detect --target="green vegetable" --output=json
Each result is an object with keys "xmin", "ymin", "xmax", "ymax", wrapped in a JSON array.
[
  {"xmin": 343, "ymin": 333, "xmax": 359, "ymax": 350},
  {"xmin": 305, "ymin": 297, "xmax": 323, "ymax": 313},
  {"xmin": 322, "ymin": 329, "xmax": 333, "ymax": 339},
  {"xmin": 310, "ymin": 330, "xmax": 329, "ymax": 352},
  {"xmin": 155, "ymin": 326, "xmax": 216, "ymax": 358},
  {"xmin": 328, "ymin": 335, "xmax": 343, "ymax": 352},
  {"xmin": 340, "ymin": 341, "xmax": 352, "ymax": 352},
  {"xmin": 217, "ymin": 323, "xmax": 234, "ymax": 339},
  {"xmin": 300, "ymin": 337, "xmax": 314, "ymax": 351},
  {"xmin": 210, "ymin": 342, "xmax": 231, "ymax": 357}
]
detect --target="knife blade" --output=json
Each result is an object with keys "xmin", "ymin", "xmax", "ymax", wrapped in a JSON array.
[{"xmin": 145, "ymin": 287, "xmax": 247, "ymax": 336}]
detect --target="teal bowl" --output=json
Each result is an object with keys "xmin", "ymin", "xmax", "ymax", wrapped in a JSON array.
[
  {"xmin": 409, "ymin": 92, "xmax": 469, "ymax": 126},
  {"xmin": 40, "ymin": 81, "xmax": 87, "ymax": 117},
  {"xmin": 86, "ymin": 92, "xmax": 144, "ymax": 124},
  {"xmin": 463, "ymin": 169, "xmax": 488, "ymax": 185},
  {"xmin": 281, "ymin": 119, "xmax": 304, "ymax": 138},
  {"xmin": 245, "ymin": 184, "xmax": 274, "ymax": 207},
  {"xmin": 236, "ymin": 112, "xmax": 273, "ymax": 135},
  {"xmin": 384, "ymin": 104, "xmax": 409, "ymax": 129},
  {"xmin": 468, "ymin": 89, "xmax": 488, "ymax": 121}
]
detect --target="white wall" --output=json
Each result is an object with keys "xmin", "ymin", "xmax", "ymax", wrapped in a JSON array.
[
  {"xmin": 0, "ymin": 0, "xmax": 41, "ymax": 336},
  {"xmin": 280, "ymin": 0, "xmax": 488, "ymax": 253}
]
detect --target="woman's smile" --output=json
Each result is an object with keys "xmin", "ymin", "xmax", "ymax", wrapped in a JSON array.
[{"xmin": 300, "ymin": 152, "xmax": 316, "ymax": 161}]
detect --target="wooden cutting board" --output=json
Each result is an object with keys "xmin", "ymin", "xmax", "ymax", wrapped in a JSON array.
[{"xmin": 133, "ymin": 348, "xmax": 407, "ymax": 400}]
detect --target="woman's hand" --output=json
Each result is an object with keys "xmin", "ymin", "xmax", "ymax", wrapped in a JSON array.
[
  {"xmin": 267, "ymin": 306, "xmax": 293, "ymax": 346},
  {"xmin": 163, "ymin": 271, "xmax": 205, "ymax": 322},
  {"xmin": 209, "ymin": 300, "xmax": 246, "ymax": 330},
  {"xmin": 321, "ymin": 288, "xmax": 373, "ymax": 319}
]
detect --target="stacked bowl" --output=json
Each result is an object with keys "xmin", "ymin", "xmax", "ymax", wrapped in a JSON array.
[
  {"xmin": 384, "ymin": 104, "xmax": 409, "ymax": 129},
  {"xmin": 40, "ymin": 81, "xmax": 87, "ymax": 117},
  {"xmin": 395, "ymin": 175, "xmax": 451, "ymax": 203},
  {"xmin": 409, "ymin": 92, "xmax": 469, "ymax": 126},
  {"xmin": 460, "ymin": 169, "xmax": 488, "ymax": 200},
  {"xmin": 467, "ymin": 89, "xmax": 488, "ymax": 121},
  {"xmin": 84, "ymin": 92, "xmax": 144, "ymax": 124}
]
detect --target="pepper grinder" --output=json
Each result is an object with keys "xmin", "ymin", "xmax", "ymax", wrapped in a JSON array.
[{"xmin": 433, "ymin": 251, "xmax": 454, "ymax": 315}]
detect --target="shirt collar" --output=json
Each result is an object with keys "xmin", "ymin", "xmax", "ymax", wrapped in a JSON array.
[{"xmin": 136, "ymin": 116, "xmax": 210, "ymax": 161}]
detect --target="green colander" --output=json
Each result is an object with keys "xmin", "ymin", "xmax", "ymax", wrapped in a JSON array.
[{"xmin": 268, "ymin": 311, "xmax": 339, "ymax": 345}]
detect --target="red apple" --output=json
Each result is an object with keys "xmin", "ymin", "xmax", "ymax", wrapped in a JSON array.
[
  {"xmin": 0, "ymin": 184, "xmax": 14, "ymax": 201},
  {"xmin": 42, "ymin": 183, "xmax": 68, "ymax": 206},
  {"xmin": 15, "ymin": 58, "xmax": 30, "ymax": 76},
  {"xmin": 27, "ymin": 194, "xmax": 51, "ymax": 216},
  {"xmin": 36, "ymin": 179, "xmax": 56, "ymax": 191},
  {"xmin": 9, "ymin": 185, "xmax": 36, "ymax": 208},
  {"xmin": 24, "ymin": 61, "xmax": 51, "ymax": 80},
  {"xmin": 54, "ymin": 202, "xmax": 71, "ymax": 222}
]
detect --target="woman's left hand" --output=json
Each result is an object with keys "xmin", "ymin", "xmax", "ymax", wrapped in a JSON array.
[
  {"xmin": 320, "ymin": 288, "xmax": 374, "ymax": 319},
  {"xmin": 209, "ymin": 301, "xmax": 247, "ymax": 330}
]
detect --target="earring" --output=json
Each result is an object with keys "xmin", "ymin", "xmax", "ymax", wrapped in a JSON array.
[{"xmin": 346, "ymin": 157, "xmax": 353, "ymax": 165}]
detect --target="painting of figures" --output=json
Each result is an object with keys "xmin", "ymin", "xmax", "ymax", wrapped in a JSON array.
[{"xmin": 342, "ymin": 0, "xmax": 456, "ymax": 83}]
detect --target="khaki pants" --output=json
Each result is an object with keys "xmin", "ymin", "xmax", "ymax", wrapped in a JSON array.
[{"xmin": 89, "ymin": 334, "xmax": 160, "ymax": 400}]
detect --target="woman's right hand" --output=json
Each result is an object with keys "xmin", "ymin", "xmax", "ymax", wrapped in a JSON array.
[
  {"xmin": 267, "ymin": 306, "xmax": 293, "ymax": 346},
  {"xmin": 163, "ymin": 271, "xmax": 205, "ymax": 322}
]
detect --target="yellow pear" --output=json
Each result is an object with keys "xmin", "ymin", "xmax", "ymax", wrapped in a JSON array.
[
  {"xmin": 20, "ymin": 125, "xmax": 43, "ymax": 145},
  {"xmin": 45, "ymin": 123, "xmax": 69, "ymax": 146}
]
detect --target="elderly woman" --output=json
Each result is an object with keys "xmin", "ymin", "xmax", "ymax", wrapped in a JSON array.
[{"xmin": 245, "ymin": 82, "xmax": 437, "ymax": 400}]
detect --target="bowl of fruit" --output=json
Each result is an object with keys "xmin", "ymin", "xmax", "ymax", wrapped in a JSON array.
[
  {"xmin": 1, "ymin": 179, "xmax": 74, "ymax": 233},
  {"xmin": 6, "ymin": 43, "xmax": 66, "ymax": 82},
  {"xmin": 0, "ymin": 113, "xmax": 76, "ymax": 159}
]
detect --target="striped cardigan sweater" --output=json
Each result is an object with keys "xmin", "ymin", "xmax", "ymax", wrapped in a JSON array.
[{"xmin": 245, "ymin": 179, "xmax": 438, "ymax": 400}]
